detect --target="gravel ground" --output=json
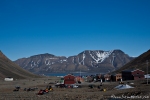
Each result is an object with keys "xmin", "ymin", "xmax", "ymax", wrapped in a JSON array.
[{"xmin": 0, "ymin": 77, "xmax": 150, "ymax": 100}]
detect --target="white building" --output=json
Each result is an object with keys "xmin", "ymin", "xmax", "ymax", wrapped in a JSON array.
[
  {"xmin": 145, "ymin": 74, "xmax": 150, "ymax": 79},
  {"xmin": 4, "ymin": 77, "xmax": 13, "ymax": 81}
]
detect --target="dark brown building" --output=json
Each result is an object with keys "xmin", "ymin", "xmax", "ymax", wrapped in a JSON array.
[
  {"xmin": 112, "ymin": 73, "xmax": 122, "ymax": 81},
  {"xmin": 64, "ymin": 74, "xmax": 76, "ymax": 85},
  {"xmin": 104, "ymin": 74, "xmax": 111, "ymax": 82},
  {"xmin": 97, "ymin": 74, "xmax": 105, "ymax": 82},
  {"xmin": 122, "ymin": 69, "xmax": 145, "ymax": 81}
]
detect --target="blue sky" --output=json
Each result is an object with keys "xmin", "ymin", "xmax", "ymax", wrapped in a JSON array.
[{"xmin": 0, "ymin": 0, "xmax": 150, "ymax": 61}]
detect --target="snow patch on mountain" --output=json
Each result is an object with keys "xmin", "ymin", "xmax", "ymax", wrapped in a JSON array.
[
  {"xmin": 78, "ymin": 51, "xmax": 86, "ymax": 65},
  {"xmin": 89, "ymin": 50, "xmax": 113, "ymax": 64}
]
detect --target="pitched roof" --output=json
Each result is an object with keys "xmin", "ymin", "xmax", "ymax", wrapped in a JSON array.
[{"xmin": 122, "ymin": 69, "xmax": 144, "ymax": 72}]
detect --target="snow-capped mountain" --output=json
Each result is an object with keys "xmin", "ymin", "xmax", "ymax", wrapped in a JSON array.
[{"xmin": 14, "ymin": 50, "xmax": 134, "ymax": 73}]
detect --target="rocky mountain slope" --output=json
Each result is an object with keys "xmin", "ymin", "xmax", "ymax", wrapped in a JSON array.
[
  {"xmin": 14, "ymin": 50, "xmax": 134, "ymax": 73},
  {"xmin": 0, "ymin": 51, "xmax": 40, "ymax": 80},
  {"xmin": 112, "ymin": 49, "xmax": 150, "ymax": 74}
]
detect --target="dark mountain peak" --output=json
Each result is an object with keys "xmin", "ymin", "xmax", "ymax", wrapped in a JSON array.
[
  {"xmin": 112, "ymin": 49, "xmax": 124, "ymax": 53},
  {"xmin": 30, "ymin": 53, "xmax": 55, "ymax": 58},
  {"xmin": 113, "ymin": 49, "xmax": 122, "ymax": 51},
  {"xmin": 112, "ymin": 49, "xmax": 131, "ymax": 57}
]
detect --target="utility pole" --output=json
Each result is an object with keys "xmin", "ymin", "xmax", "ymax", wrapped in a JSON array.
[{"xmin": 147, "ymin": 60, "xmax": 149, "ymax": 84}]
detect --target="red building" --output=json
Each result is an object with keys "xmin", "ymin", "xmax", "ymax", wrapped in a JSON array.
[
  {"xmin": 64, "ymin": 74, "xmax": 76, "ymax": 85},
  {"xmin": 122, "ymin": 69, "xmax": 145, "ymax": 81}
]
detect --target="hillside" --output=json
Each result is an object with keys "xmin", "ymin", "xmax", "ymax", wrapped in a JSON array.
[
  {"xmin": 14, "ymin": 49, "xmax": 134, "ymax": 73},
  {"xmin": 0, "ymin": 51, "xmax": 40, "ymax": 80},
  {"xmin": 113, "ymin": 49, "xmax": 150, "ymax": 73}
]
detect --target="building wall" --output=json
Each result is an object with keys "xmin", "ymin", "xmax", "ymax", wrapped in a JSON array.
[
  {"xmin": 104, "ymin": 74, "xmax": 111, "ymax": 82},
  {"xmin": 111, "ymin": 74, "xmax": 122, "ymax": 81},
  {"xmin": 115, "ymin": 74, "xmax": 122, "ymax": 81},
  {"xmin": 122, "ymin": 69, "xmax": 145, "ymax": 81},
  {"xmin": 64, "ymin": 74, "xmax": 75, "ymax": 85},
  {"xmin": 132, "ymin": 70, "xmax": 145, "ymax": 80},
  {"xmin": 122, "ymin": 71, "xmax": 134, "ymax": 80}
]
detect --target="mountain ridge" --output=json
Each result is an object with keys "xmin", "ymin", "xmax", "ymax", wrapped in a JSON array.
[{"xmin": 14, "ymin": 49, "xmax": 134, "ymax": 73}]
